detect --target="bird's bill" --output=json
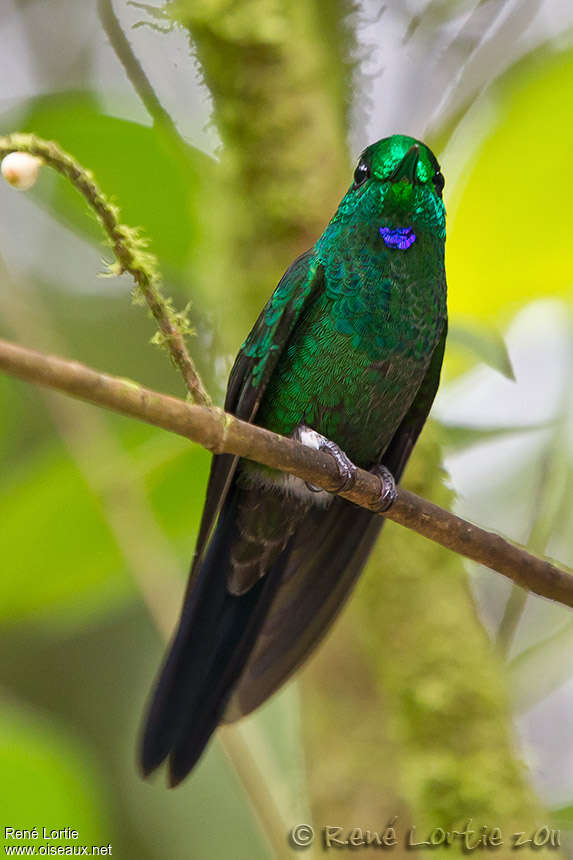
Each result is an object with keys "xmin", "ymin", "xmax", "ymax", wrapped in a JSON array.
[{"xmin": 389, "ymin": 144, "xmax": 420, "ymax": 185}]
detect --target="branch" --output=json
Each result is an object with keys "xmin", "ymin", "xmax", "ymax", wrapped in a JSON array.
[
  {"xmin": 1, "ymin": 336, "xmax": 573, "ymax": 610},
  {"xmin": 0, "ymin": 134, "xmax": 211, "ymax": 407}
]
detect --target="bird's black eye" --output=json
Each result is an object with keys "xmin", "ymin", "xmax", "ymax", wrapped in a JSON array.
[
  {"xmin": 432, "ymin": 170, "xmax": 445, "ymax": 197},
  {"xmin": 353, "ymin": 161, "xmax": 370, "ymax": 188}
]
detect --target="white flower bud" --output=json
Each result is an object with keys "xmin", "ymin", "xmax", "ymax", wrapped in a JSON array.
[{"xmin": 1, "ymin": 152, "xmax": 43, "ymax": 190}]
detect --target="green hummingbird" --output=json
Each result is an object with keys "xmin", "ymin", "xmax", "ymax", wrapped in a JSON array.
[{"xmin": 141, "ymin": 134, "xmax": 447, "ymax": 786}]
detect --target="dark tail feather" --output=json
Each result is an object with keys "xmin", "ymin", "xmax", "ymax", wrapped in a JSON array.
[
  {"xmin": 140, "ymin": 488, "xmax": 289, "ymax": 785},
  {"xmin": 223, "ymin": 498, "xmax": 382, "ymax": 721}
]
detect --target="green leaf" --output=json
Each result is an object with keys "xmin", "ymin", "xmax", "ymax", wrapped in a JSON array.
[
  {"xmin": 435, "ymin": 420, "xmax": 548, "ymax": 452},
  {"xmin": 0, "ymin": 91, "xmax": 214, "ymax": 273},
  {"xmin": 447, "ymin": 319, "xmax": 515, "ymax": 380},
  {"xmin": 510, "ymin": 619, "xmax": 573, "ymax": 714}
]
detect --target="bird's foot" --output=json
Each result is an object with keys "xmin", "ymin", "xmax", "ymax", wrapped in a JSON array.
[
  {"xmin": 294, "ymin": 426, "xmax": 357, "ymax": 494},
  {"xmin": 369, "ymin": 464, "xmax": 397, "ymax": 512}
]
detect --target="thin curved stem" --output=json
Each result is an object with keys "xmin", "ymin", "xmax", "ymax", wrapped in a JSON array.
[
  {"xmin": 98, "ymin": 0, "xmax": 179, "ymax": 136},
  {"xmin": 0, "ymin": 134, "xmax": 211, "ymax": 407}
]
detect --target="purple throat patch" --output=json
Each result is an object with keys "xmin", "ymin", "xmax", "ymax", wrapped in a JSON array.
[{"xmin": 379, "ymin": 226, "xmax": 416, "ymax": 250}]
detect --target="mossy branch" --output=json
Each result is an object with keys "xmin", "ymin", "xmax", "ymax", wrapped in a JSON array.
[
  {"xmin": 2, "ymin": 335, "xmax": 573, "ymax": 612},
  {"xmin": 0, "ymin": 133, "xmax": 211, "ymax": 407}
]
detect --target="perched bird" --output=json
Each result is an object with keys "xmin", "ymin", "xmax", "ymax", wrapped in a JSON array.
[{"xmin": 141, "ymin": 134, "xmax": 447, "ymax": 786}]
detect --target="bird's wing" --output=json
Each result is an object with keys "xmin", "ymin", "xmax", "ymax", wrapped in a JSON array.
[
  {"xmin": 224, "ymin": 320, "xmax": 448, "ymax": 720},
  {"xmin": 187, "ymin": 250, "xmax": 325, "ymax": 589},
  {"xmin": 381, "ymin": 319, "xmax": 447, "ymax": 478}
]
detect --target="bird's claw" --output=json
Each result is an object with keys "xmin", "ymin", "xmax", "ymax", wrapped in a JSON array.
[
  {"xmin": 370, "ymin": 464, "xmax": 397, "ymax": 512},
  {"xmin": 294, "ymin": 426, "xmax": 357, "ymax": 494},
  {"xmin": 314, "ymin": 438, "xmax": 357, "ymax": 492}
]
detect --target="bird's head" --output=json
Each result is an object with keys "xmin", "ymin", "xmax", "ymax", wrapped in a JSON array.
[{"xmin": 327, "ymin": 134, "xmax": 446, "ymax": 251}]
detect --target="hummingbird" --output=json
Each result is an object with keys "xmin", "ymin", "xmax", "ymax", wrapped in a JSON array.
[{"xmin": 141, "ymin": 134, "xmax": 447, "ymax": 786}]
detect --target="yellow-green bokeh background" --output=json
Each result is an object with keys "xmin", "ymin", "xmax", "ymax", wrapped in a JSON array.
[{"xmin": 1, "ymin": 4, "xmax": 573, "ymax": 858}]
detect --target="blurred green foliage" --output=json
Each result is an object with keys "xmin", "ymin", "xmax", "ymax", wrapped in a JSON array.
[
  {"xmin": 1, "ymin": 1, "xmax": 573, "ymax": 858},
  {"xmin": 0, "ymin": 699, "xmax": 108, "ymax": 844},
  {"xmin": 12, "ymin": 91, "xmax": 210, "ymax": 273}
]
